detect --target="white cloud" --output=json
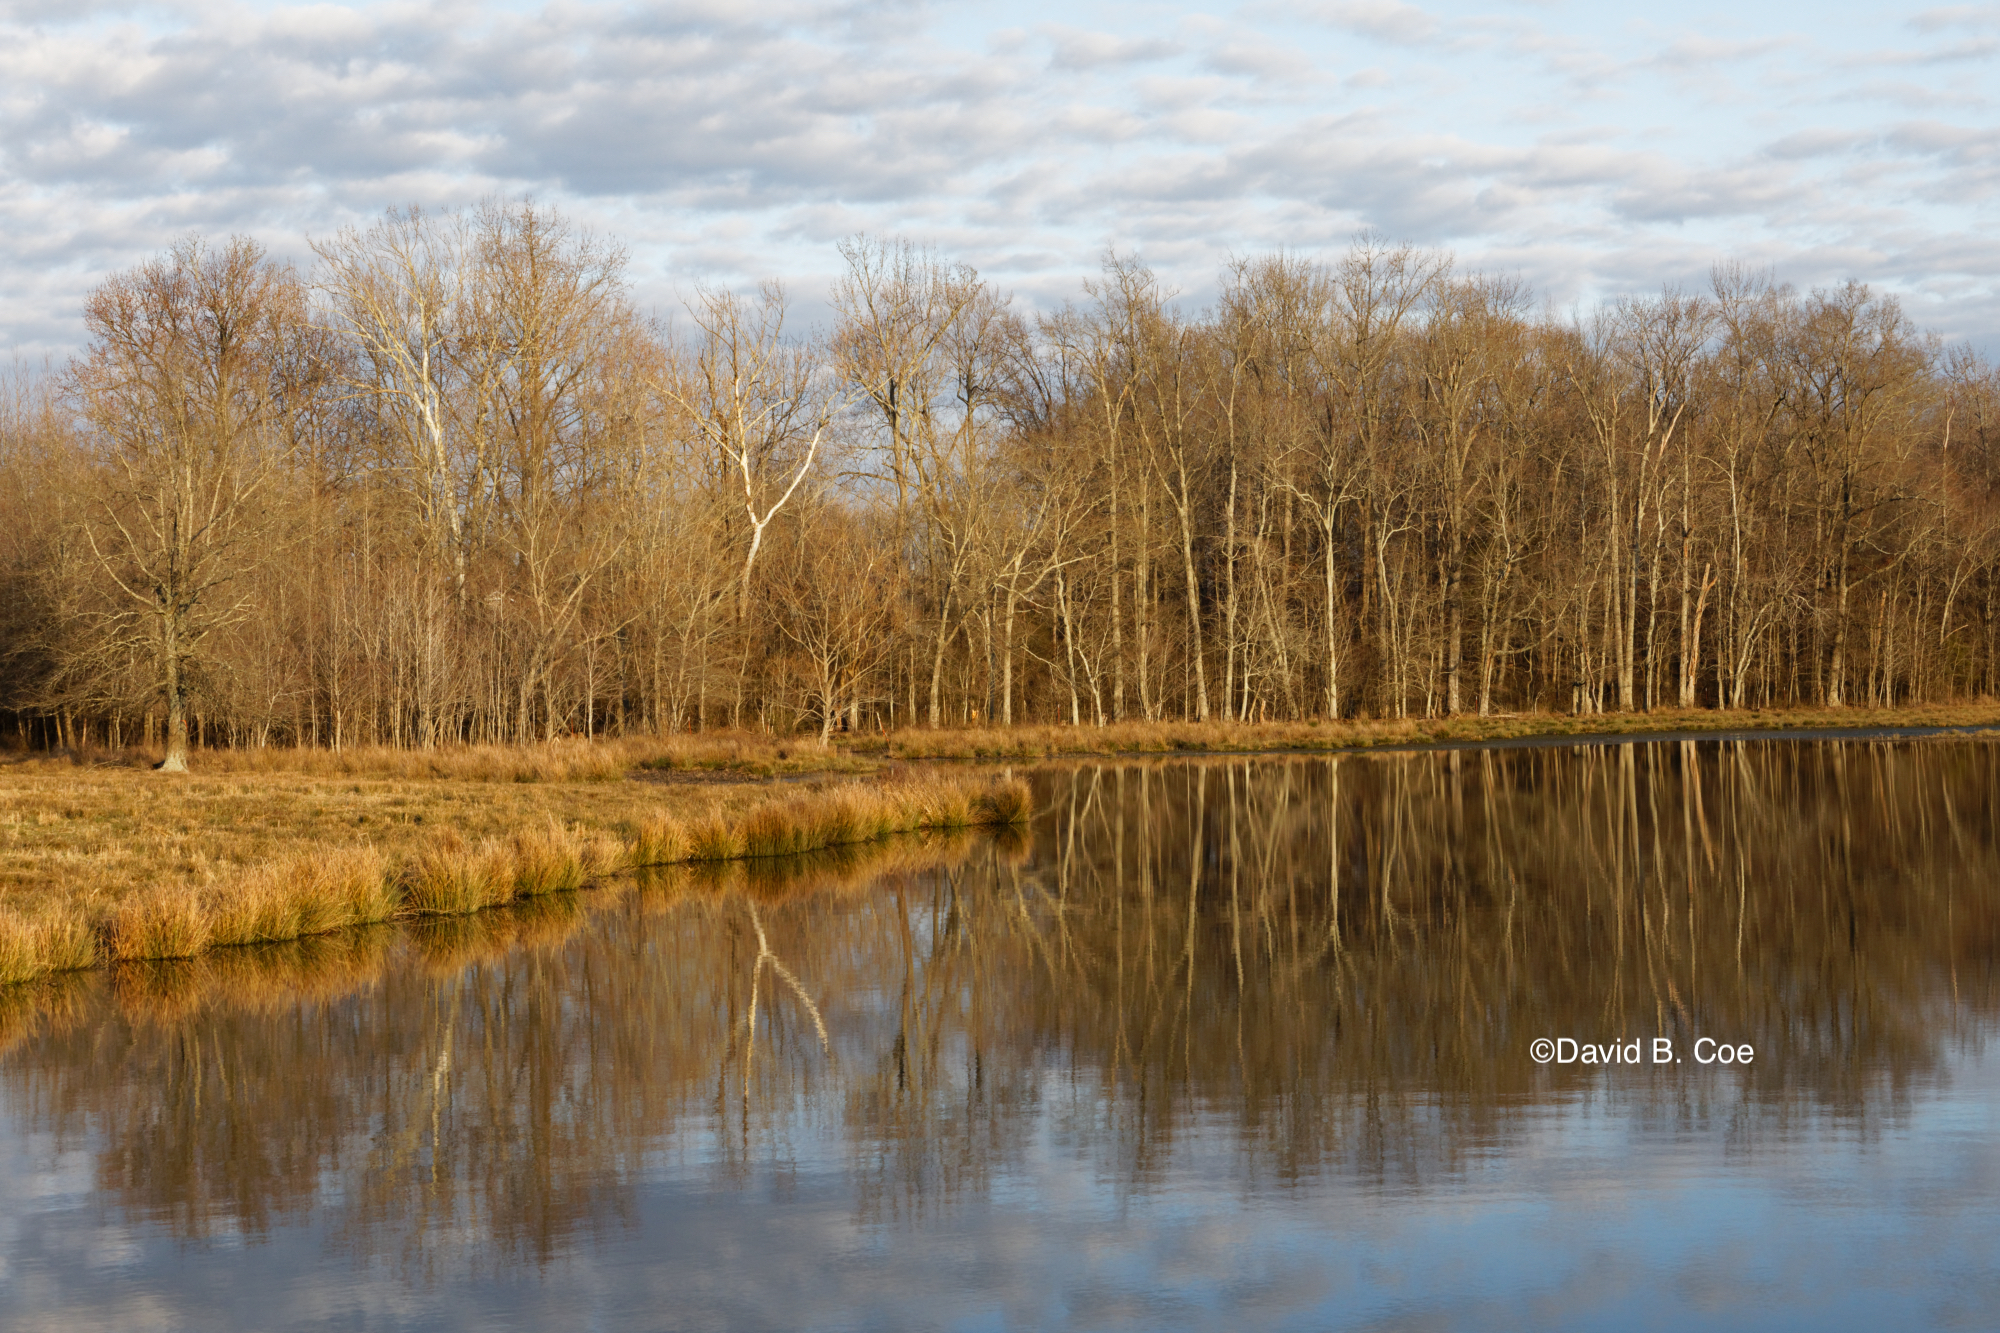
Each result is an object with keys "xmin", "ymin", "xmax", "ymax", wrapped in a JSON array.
[
  {"xmin": 1307, "ymin": 0, "xmax": 1446, "ymax": 48},
  {"xmin": 1909, "ymin": 5, "xmax": 2000, "ymax": 32},
  {"xmin": 0, "ymin": 0, "xmax": 1995, "ymax": 357},
  {"xmin": 1043, "ymin": 25, "xmax": 1180, "ymax": 71}
]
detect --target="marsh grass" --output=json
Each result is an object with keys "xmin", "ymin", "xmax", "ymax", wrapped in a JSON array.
[
  {"xmin": 0, "ymin": 773, "xmax": 1032, "ymax": 982},
  {"xmin": 630, "ymin": 813, "xmax": 688, "ymax": 867},
  {"xmin": 0, "ymin": 911, "xmax": 95, "ymax": 986},
  {"xmin": 852, "ymin": 705, "xmax": 2000, "ymax": 764},
  {"xmin": 16, "ymin": 705, "xmax": 1991, "ymax": 790},
  {"xmin": 0, "ymin": 823, "xmax": 999, "ymax": 1049},
  {"xmin": 8, "ymin": 734, "xmax": 877, "ymax": 783},
  {"xmin": 402, "ymin": 830, "xmax": 527, "ymax": 916},
  {"xmin": 676, "ymin": 776, "xmax": 1029, "ymax": 864},
  {"xmin": 108, "ymin": 888, "xmax": 213, "ymax": 961},
  {"xmin": 206, "ymin": 846, "xmax": 399, "ymax": 946}
]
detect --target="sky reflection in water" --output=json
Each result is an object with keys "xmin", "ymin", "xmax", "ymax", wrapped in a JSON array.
[{"xmin": 2, "ymin": 740, "xmax": 1998, "ymax": 1331}]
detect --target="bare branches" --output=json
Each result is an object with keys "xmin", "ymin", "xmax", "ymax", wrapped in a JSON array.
[
  {"xmin": 66, "ymin": 235, "xmax": 309, "ymax": 768},
  {"xmin": 6, "ymin": 223, "xmax": 2000, "ymax": 753}
]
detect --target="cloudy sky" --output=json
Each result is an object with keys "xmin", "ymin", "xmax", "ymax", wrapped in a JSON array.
[{"xmin": 3, "ymin": 0, "xmax": 1999, "ymax": 356}]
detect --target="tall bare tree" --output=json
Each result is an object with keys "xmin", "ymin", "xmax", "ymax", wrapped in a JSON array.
[{"xmin": 67, "ymin": 237, "xmax": 308, "ymax": 770}]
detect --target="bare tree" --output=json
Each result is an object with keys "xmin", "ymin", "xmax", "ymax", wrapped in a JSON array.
[
  {"xmin": 667, "ymin": 282, "xmax": 838, "ymax": 625},
  {"xmin": 67, "ymin": 237, "xmax": 308, "ymax": 770}
]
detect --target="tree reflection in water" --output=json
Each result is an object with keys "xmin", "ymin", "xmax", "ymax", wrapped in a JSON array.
[{"xmin": 4, "ymin": 740, "xmax": 1997, "ymax": 1276}]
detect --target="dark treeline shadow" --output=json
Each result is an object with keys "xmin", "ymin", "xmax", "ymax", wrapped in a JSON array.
[{"xmin": 3, "ymin": 741, "xmax": 1997, "ymax": 1268}]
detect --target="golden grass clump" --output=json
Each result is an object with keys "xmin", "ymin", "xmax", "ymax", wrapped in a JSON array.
[
  {"xmin": 320, "ymin": 844, "xmax": 401, "ymax": 922},
  {"xmin": 508, "ymin": 822, "xmax": 586, "ymax": 897},
  {"xmin": 647, "ymin": 775, "xmax": 1028, "ymax": 865},
  {"xmin": 108, "ymin": 888, "xmax": 214, "ymax": 962},
  {"xmin": 973, "ymin": 776, "xmax": 1034, "ymax": 825},
  {"xmin": 906, "ymin": 779, "xmax": 974, "ymax": 829},
  {"xmin": 578, "ymin": 830, "xmax": 627, "ymax": 879},
  {"xmin": 685, "ymin": 811, "xmax": 747, "ymax": 862},
  {"xmin": 204, "ymin": 845, "xmax": 398, "ymax": 947},
  {"xmin": 630, "ymin": 813, "xmax": 688, "ymax": 867},
  {"xmin": 739, "ymin": 800, "xmax": 818, "ymax": 858},
  {"xmin": 404, "ymin": 831, "xmax": 515, "ymax": 916},
  {"xmin": 0, "ymin": 912, "xmax": 95, "ymax": 986}
]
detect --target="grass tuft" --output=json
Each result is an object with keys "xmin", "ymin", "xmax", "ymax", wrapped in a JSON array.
[
  {"xmin": 204, "ymin": 845, "xmax": 399, "ymax": 947},
  {"xmin": 404, "ymin": 831, "xmax": 511, "ymax": 916},
  {"xmin": 685, "ymin": 812, "xmax": 746, "ymax": 862},
  {"xmin": 509, "ymin": 822, "xmax": 586, "ymax": 897},
  {"xmin": 109, "ymin": 888, "xmax": 214, "ymax": 961},
  {"xmin": 645, "ymin": 775, "xmax": 1026, "ymax": 863},
  {"xmin": 631, "ymin": 813, "xmax": 688, "ymax": 867},
  {"xmin": 973, "ymin": 776, "xmax": 1034, "ymax": 825},
  {"xmin": 0, "ymin": 912, "xmax": 94, "ymax": 985}
]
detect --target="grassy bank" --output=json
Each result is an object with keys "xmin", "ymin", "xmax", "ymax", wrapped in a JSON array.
[
  {"xmin": 0, "ymin": 772, "xmax": 1031, "ymax": 985},
  {"xmin": 0, "ymin": 827, "xmax": 1006, "ymax": 1056}
]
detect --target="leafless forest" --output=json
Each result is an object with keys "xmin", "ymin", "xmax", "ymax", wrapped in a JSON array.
[{"xmin": 4, "ymin": 202, "xmax": 1998, "ymax": 765}]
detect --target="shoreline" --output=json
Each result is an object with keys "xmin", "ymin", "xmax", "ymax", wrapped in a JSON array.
[
  {"xmin": 1061, "ymin": 721, "xmax": 2000, "ymax": 764},
  {"xmin": 14, "ymin": 706, "xmax": 2000, "ymax": 781},
  {"xmin": 5, "ymin": 708, "xmax": 1997, "ymax": 987},
  {"xmin": 0, "ymin": 775, "xmax": 1030, "ymax": 986}
]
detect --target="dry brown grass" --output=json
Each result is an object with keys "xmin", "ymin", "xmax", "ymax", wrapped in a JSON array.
[
  {"xmin": 0, "ymin": 909, "xmax": 95, "ymax": 986},
  {"xmin": 16, "ymin": 704, "xmax": 1992, "ymax": 787},
  {"xmin": 0, "ymin": 770, "xmax": 1032, "ymax": 984},
  {"xmin": 0, "ymin": 825, "xmax": 1005, "ymax": 1051},
  {"xmin": 107, "ymin": 888, "xmax": 212, "ymax": 961},
  {"xmin": 206, "ymin": 846, "xmax": 399, "ymax": 947},
  {"xmin": 856, "ymin": 704, "xmax": 2000, "ymax": 762},
  {"xmin": 668, "ymin": 775, "xmax": 1030, "ymax": 863},
  {"xmin": 4, "ymin": 733, "xmax": 878, "ymax": 782}
]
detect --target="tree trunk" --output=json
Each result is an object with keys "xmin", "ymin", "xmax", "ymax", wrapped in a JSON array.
[
  {"xmin": 1222, "ymin": 456, "xmax": 1240, "ymax": 719},
  {"xmin": 160, "ymin": 657, "xmax": 190, "ymax": 773},
  {"xmin": 1176, "ymin": 498, "xmax": 1209, "ymax": 721}
]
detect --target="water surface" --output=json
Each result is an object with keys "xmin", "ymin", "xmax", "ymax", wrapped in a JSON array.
[{"xmin": 4, "ymin": 740, "xmax": 1999, "ymax": 1330}]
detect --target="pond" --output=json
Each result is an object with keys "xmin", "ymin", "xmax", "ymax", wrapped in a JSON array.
[{"xmin": 3, "ymin": 740, "xmax": 1999, "ymax": 1331}]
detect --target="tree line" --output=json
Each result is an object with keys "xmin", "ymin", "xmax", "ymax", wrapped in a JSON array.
[{"xmin": 4, "ymin": 201, "xmax": 1999, "ymax": 762}]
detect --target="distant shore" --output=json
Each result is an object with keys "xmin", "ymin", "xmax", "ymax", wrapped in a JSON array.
[
  {"xmin": 822, "ymin": 706, "xmax": 2000, "ymax": 766},
  {"xmin": 16, "ymin": 703, "xmax": 2000, "ymax": 780}
]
